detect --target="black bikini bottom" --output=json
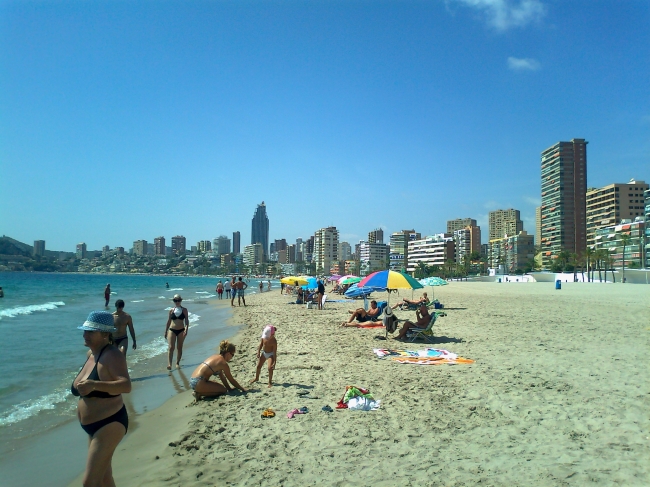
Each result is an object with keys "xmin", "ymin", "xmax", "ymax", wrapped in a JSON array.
[
  {"xmin": 170, "ymin": 328, "xmax": 184, "ymax": 336},
  {"xmin": 81, "ymin": 405, "xmax": 128, "ymax": 437},
  {"xmin": 114, "ymin": 335, "xmax": 128, "ymax": 347}
]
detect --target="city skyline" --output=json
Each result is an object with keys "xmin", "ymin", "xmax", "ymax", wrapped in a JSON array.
[{"xmin": 2, "ymin": 2, "xmax": 648, "ymax": 251}]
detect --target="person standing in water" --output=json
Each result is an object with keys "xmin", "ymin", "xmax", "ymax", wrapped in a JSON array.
[
  {"xmin": 164, "ymin": 294, "xmax": 189, "ymax": 370},
  {"xmin": 229, "ymin": 276, "xmax": 237, "ymax": 307},
  {"xmin": 112, "ymin": 299, "xmax": 136, "ymax": 356},
  {"xmin": 104, "ymin": 284, "xmax": 111, "ymax": 307},
  {"xmin": 235, "ymin": 277, "xmax": 248, "ymax": 306},
  {"xmin": 216, "ymin": 281, "xmax": 224, "ymax": 299}
]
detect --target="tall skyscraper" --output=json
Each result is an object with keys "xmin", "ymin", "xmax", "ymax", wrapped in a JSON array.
[
  {"xmin": 33, "ymin": 240, "xmax": 45, "ymax": 257},
  {"xmin": 171, "ymin": 236, "xmax": 186, "ymax": 255},
  {"xmin": 233, "ymin": 231, "xmax": 241, "ymax": 254},
  {"xmin": 314, "ymin": 226, "xmax": 339, "ymax": 274},
  {"xmin": 368, "ymin": 229, "xmax": 384, "ymax": 245},
  {"xmin": 339, "ymin": 241, "xmax": 352, "ymax": 261},
  {"xmin": 447, "ymin": 218, "xmax": 477, "ymax": 234},
  {"xmin": 154, "ymin": 236, "xmax": 166, "ymax": 256},
  {"xmin": 535, "ymin": 207, "xmax": 542, "ymax": 247},
  {"xmin": 488, "ymin": 209, "xmax": 523, "ymax": 240},
  {"xmin": 76, "ymin": 242, "xmax": 87, "ymax": 259},
  {"xmin": 251, "ymin": 201, "xmax": 269, "ymax": 259},
  {"xmin": 540, "ymin": 138, "xmax": 588, "ymax": 265},
  {"xmin": 389, "ymin": 230, "xmax": 421, "ymax": 270},
  {"xmin": 215, "ymin": 235, "xmax": 231, "ymax": 255},
  {"xmin": 132, "ymin": 240, "xmax": 147, "ymax": 256},
  {"xmin": 586, "ymin": 179, "xmax": 648, "ymax": 247}
]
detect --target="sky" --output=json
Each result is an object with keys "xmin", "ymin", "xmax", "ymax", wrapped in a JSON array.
[{"xmin": 1, "ymin": 0, "xmax": 648, "ymax": 252}]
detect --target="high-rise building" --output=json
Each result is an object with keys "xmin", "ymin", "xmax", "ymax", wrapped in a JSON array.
[
  {"xmin": 215, "ymin": 235, "xmax": 230, "ymax": 255},
  {"xmin": 358, "ymin": 241, "xmax": 389, "ymax": 275},
  {"xmin": 389, "ymin": 230, "xmax": 421, "ymax": 270},
  {"xmin": 274, "ymin": 239, "xmax": 287, "ymax": 251},
  {"xmin": 286, "ymin": 244, "xmax": 296, "ymax": 263},
  {"xmin": 339, "ymin": 242, "xmax": 352, "ymax": 261},
  {"xmin": 488, "ymin": 209, "xmax": 523, "ymax": 241},
  {"xmin": 540, "ymin": 138, "xmax": 588, "ymax": 266},
  {"xmin": 586, "ymin": 179, "xmax": 648, "ymax": 247},
  {"xmin": 76, "ymin": 242, "xmax": 87, "ymax": 259},
  {"xmin": 251, "ymin": 201, "xmax": 269, "ymax": 259},
  {"xmin": 197, "ymin": 240, "xmax": 212, "ymax": 253},
  {"xmin": 447, "ymin": 218, "xmax": 477, "ymax": 234},
  {"xmin": 243, "ymin": 243, "xmax": 263, "ymax": 267},
  {"xmin": 233, "ymin": 231, "xmax": 241, "ymax": 254},
  {"xmin": 171, "ymin": 236, "xmax": 186, "ymax": 255},
  {"xmin": 645, "ymin": 188, "xmax": 650, "ymax": 268},
  {"xmin": 488, "ymin": 231, "xmax": 535, "ymax": 272},
  {"xmin": 594, "ymin": 220, "xmax": 646, "ymax": 269},
  {"xmin": 368, "ymin": 229, "xmax": 384, "ymax": 245},
  {"xmin": 314, "ymin": 227, "xmax": 339, "ymax": 274},
  {"xmin": 133, "ymin": 240, "xmax": 147, "ymax": 256},
  {"xmin": 33, "ymin": 240, "xmax": 45, "ymax": 257},
  {"xmin": 453, "ymin": 226, "xmax": 481, "ymax": 264},
  {"xmin": 154, "ymin": 236, "xmax": 166, "ymax": 256},
  {"xmin": 535, "ymin": 207, "xmax": 542, "ymax": 247}
]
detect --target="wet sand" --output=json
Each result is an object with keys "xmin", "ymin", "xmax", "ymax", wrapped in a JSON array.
[{"xmin": 70, "ymin": 282, "xmax": 650, "ymax": 486}]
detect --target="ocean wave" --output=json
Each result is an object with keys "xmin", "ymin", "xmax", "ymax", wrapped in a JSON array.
[
  {"xmin": 158, "ymin": 296, "xmax": 167, "ymax": 299},
  {"xmin": 0, "ymin": 301, "xmax": 65, "ymax": 320},
  {"xmin": 167, "ymin": 288, "xmax": 183, "ymax": 291},
  {"xmin": 131, "ymin": 300, "xmax": 144, "ymax": 303},
  {"xmin": 0, "ymin": 388, "xmax": 72, "ymax": 426},
  {"xmin": 195, "ymin": 291, "xmax": 210, "ymax": 294}
]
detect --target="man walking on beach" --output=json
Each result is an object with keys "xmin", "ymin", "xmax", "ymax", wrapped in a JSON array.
[
  {"xmin": 224, "ymin": 279, "xmax": 231, "ymax": 299},
  {"xmin": 113, "ymin": 299, "xmax": 136, "ymax": 356},
  {"xmin": 234, "ymin": 277, "xmax": 248, "ymax": 307},
  {"xmin": 229, "ymin": 276, "xmax": 237, "ymax": 307}
]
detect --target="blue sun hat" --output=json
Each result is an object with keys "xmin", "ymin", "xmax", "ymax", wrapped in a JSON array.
[{"xmin": 78, "ymin": 311, "xmax": 117, "ymax": 332}]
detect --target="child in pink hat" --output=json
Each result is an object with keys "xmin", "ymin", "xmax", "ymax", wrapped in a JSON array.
[{"xmin": 250, "ymin": 325, "xmax": 277, "ymax": 388}]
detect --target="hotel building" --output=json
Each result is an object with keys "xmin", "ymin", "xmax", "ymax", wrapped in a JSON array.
[
  {"xmin": 389, "ymin": 230, "xmax": 421, "ymax": 271},
  {"xmin": 313, "ymin": 226, "xmax": 339, "ymax": 275},
  {"xmin": 406, "ymin": 234, "xmax": 455, "ymax": 273},
  {"xmin": 488, "ymin": 209, "xmax": 523, "ymax": 241}
]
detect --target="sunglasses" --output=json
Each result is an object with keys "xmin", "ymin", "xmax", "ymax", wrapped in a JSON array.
[{"xmin": 173, "ymin": 299, "xmax": 182, "ymax": 303}]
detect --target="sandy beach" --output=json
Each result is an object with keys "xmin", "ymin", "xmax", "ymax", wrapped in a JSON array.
[{"xmin": 70, "ymin": 282, "xmax": 649, "ymax": 486}]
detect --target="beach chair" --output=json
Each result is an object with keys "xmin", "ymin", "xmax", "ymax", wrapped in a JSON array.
[{"xmin": 406, "ymin": 311, "xmax": 446, "ymax": 343}]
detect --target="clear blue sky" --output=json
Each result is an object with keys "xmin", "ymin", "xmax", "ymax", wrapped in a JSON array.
[{"xmin": 1, "ymin": 0, "xmax": 648, "ymax": 252}]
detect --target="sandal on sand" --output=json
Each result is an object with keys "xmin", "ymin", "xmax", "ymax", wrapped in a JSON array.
[
  {"xmin": 299, "ymin": 406, "xmax": 309, "ymax": 413},
  {"xmin": 261, "ymin": 408, "xmax": 275, "ymax": 418},
  {"xmin": 297, "ymin": 390, "xmax": 310, "ymax": 396},
  {"xmin": 322, "ymin": 405, "xmax": 333, "ymax": 412}
]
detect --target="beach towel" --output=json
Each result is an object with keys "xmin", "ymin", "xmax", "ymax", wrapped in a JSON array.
[
  {"xmin": 372, "ymin": 348, "xmax": 474, "ymax": 365},
  {"xmin": 350, "ymin": 323, "xmax": 385, "ymax": 328}
]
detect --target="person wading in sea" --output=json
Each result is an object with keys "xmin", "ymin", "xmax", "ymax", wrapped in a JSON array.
[{"xmin": 112, "ymin": 299, "xmax": 136, "ymax": 357}]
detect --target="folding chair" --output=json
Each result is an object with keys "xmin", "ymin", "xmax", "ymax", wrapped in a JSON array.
[{"xmin": 406, "ymin": 311, "xmax": 446, "ymax": 343}]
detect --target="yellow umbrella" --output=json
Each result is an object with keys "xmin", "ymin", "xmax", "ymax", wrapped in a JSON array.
[{"xmin": 280, "ymin": 276, "xmax": 308, "ymax": 285}]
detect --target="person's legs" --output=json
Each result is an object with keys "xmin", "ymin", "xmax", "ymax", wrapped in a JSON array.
[
  {"xmin": 394, "ymin": 321, "xmax": 414, "ymax": 340},
  {"xmin": 194, "ymin": 379, "xmax": 228, "ymax": 399},
  {"xmin": 175, "ymin": 332, "xmax": 186, "ymax": 367},
  {"xmin": 250, "ymin": 355, "xmax": 265, "ymax": 383},
  {"xmin": 117, "ymin": 338, "xmax": 128, "ymax": 357},
  {"xmin": 230, "ymin": 290, "xmax": 236, "ymax": 307},
  {"xmin": 266, "ymin": 357, "xmax": 274, "ymax": 387},
  {"xmin": 82, "ymin": 421, "xmax": 126, "ymax": 487},
  {"xmin": 167, "ymin": 333, "xmax": 176, "ymax": 370},
  {"xmin": 317, "ymin": 292, "xmax": 323, "ymax": 310},
  {"xmin": 241, "ymin": 293, "xmax": 246, "ymax": 306}
]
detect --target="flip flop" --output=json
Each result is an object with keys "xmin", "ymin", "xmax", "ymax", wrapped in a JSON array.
[
  {"xmin": 321, "ymin": 405, "xmax": 333, "ymax": 413},
  {"xmin": 287, "ymin": 408, "xmax": 300, "ymax": 419},
  {"xmin": 299, "ymin": 406, "xmax": 309, "ymax": 413},
  {"xmin": 297, "ymin": 390, "xmax": 310, "ymax": 396},
  {"xmin": 261, "ymin": 408, "xmax": 275, "ymax": 418}
]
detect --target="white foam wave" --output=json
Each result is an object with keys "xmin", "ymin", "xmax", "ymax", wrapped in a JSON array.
[
  {"xmin": 0, "ymin": 301, "xmax": 65, "ymax": 320},
  {"xmin": 195, "ymin": 291, "xmax": 210, "ymax": 294},
  {"xmin": 131, "ymin": 300, "xmax": 144, "ymax": 303},
  {"xmin": 0, "ymin": 388, "xmax": 72, "ymax": 426},
  {"xmin": 158, "ymin": 296, "xmax": 166, "ymax": 299},
  {"xmin": 167, "ymin": 288, "xmax": 183, "ymax": 291}
]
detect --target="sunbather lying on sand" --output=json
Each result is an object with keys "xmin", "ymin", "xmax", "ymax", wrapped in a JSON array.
[
  {"xmin": 393, "ymin": 305, "xmax": 431, "ymax": 339},
  {"xmin": 341, "ymin": 300, "xmax": 382, "ymax": 326}
]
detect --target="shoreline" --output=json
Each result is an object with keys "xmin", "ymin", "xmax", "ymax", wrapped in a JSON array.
[{"xmin": 69, "ymin": 283, "xmax": 649, "ymax": 486}]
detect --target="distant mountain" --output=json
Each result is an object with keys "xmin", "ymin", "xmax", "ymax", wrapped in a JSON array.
[{"xmin": 0, "ymin": 236, "xmax": 74, "ymax": 259}]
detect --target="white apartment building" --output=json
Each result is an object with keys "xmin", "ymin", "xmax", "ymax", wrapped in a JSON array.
[
  {"xmin": 358, "ymin": 241, "xmax": 389, "ymax": 275},
  {"xmin": 406, "ymin": 234, "xmax": 455, "ymax": 273},
  {"xmin": 313, "ymin": 226, "xmax": 339, "ymax": 274},
  {"xmin": 243, "ymin": 243, "xmax": 263, "ymax": 267}
]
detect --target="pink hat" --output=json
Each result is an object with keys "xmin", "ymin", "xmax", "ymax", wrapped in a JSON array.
[{"xmin": 261, "ymin": 325, "xmax": 276, "ymax": 339}]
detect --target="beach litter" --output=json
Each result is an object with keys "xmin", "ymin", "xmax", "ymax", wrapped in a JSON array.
[
  {"xmin": 336, "ymin": 386, "xmax": 380, "ymax": 411},
  {"xmin": 373, "ymin": 348, "xmax": 474, "ymax": 365}
]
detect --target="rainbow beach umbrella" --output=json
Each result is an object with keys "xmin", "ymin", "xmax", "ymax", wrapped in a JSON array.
[{"xmin": 357, "ymin": 270, "xmax": 423, "ymax": 306}]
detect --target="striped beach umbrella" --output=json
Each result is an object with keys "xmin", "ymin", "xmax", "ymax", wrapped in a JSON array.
[{"xmin": 358, "ymin": 270, "xmax": 423, "ymax": 306}]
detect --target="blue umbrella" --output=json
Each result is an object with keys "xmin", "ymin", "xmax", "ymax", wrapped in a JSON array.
[{"xmin": 344, "ymin": 283, "xmax": 385, "ymax": 298}]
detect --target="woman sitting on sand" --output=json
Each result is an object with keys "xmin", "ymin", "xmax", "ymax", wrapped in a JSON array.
[
  {"xmin": 189, "ymin": 340, "xmax": 247, "ymax": 400},
  {"xmin": 72, "ymin": 311, "xmax": 131, "ymax": 487},
  {"xmin": 164, "ymin": 294, "xmax": 189, "ymax": 370}
]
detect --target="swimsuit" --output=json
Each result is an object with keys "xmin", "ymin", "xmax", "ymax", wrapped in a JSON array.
[
  {"xmin": 262, "ymin": 350, "xmax": 275, "ymax": 359},
  {"xmin": 169, "ymin": 327, "xmax": 184, "ymax": 336},
  {"xmin": 114, "ymin": 335, "xmax": 128, "ymax": 348},
  {"xmin": 81, "ymin": 405, "xmax": 128, "ymax": 437},
  {"xmin": 237, "ymin": 289, "xmax": 244, "ymax": 297},
  {"xmin": 71, "ymin": 345, "xmax": 128, "ymax": 437},
  {"xmin": 190, "ymin": 362, "xmax": 218, "ymax": 390}
]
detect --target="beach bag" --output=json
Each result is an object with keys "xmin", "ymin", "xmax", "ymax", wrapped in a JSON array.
[{"xmin": 383, "ymin": 306, "xmax": 398, "ymax": 334}]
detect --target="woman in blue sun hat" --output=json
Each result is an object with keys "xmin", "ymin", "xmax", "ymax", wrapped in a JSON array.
[{"xmin": 71, "ymin": 310, "xmax": 131, "ymax": 487}]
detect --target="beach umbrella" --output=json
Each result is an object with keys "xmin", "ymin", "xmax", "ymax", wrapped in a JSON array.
[
  {"xmin": 303, "ymin": 277, "xmax": 318, "ymax": 289},
  {"xmin": 328, "ymin": 274, "xmax": 342, "ymax": 282},
  {"xmin": 280, "ymin": 276, "xmax": 308, "ymax": 285},
  {"xmin": 344, "ymin": 283, "xmax": 385, "ymax": 299},
  {"xmin": 340, "ymin": 276, "xmax": 362, "ymax": 285},
  {"xmin": 418, "ymin": 276, "xmax": 448, "ymax": 299},
  {"xmin": 357, "ymin": 270, "xmax": 423, "ymax": 306},
  {"xmin": 338, "ymin": 274, "xmax": 358, "ymax": 284}
]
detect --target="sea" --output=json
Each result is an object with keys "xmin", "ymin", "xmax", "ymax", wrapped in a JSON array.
[{"xmin": 0, "ymin": 272, "xmax": 273, "ymax": 487}]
